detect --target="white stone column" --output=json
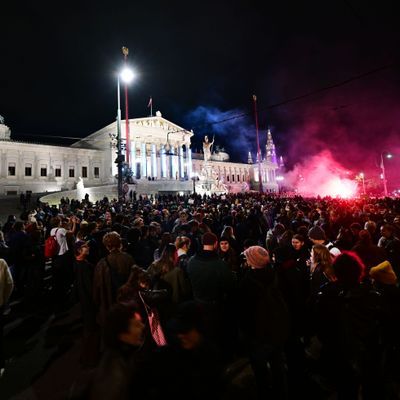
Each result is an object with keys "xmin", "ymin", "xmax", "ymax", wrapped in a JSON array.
[
  {"xmin": 151, "ymin": 144, "xmax": 157, "ymax": 178},
  {"xmin": 186, "ymin": 146, "xmax": 192, "ymax": 177},
  {"xmin": 169, "ymin": 145, "xmax": 175, "ymax": 179},
  {"xmin": 141, "ymin": 143, "xmax": 147, "ymax": 178},
  {"xmin": 160, "ymin": 145, "xmax": 167, "ymax": 178},
  {"xmin": 178, "ymin": 145, "xmax": 184, "ymax": 179},
  {"xmin": 131, "ymin": 141, "xmax": 136, "ymax": 178}
]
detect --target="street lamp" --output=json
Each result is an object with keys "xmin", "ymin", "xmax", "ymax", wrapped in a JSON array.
[
  {"xmin": 191, "ymin": 172, "xmax": 199, "ymax": 194},
  {"xmin": 116, "ymin": 67, "xmax": 135, "ymax": 199},
  {"xmin": 380, "ymin": 151, "xmax": 393, "ymax": 197},
  {"xmin": 359, "ymin": 172, "xmax": 366, "ymax": 195}
]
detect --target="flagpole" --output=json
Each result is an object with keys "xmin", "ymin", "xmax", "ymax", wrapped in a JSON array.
[
  {"xmin": 151, "ymin": 98, "xmax": 153, "ymax": 117},
  {"xmin": 253, "ymin": 95, "xmax": 263, "ymax": 193},
  {"xmin": 122, "ymin": 46, "xmax": 130, "ymax": 167}
]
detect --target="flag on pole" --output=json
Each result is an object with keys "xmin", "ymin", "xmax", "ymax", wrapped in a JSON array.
[{"xmin": 147, "ymin": 97, "xmax": 152, "ymax": 108}]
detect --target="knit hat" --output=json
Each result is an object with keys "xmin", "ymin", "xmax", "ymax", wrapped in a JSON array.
[
  {"xmin": 308, "ymin": 225, "xmax": 326, "ymax": 241},
  {"xmin": 370, "ymin": 260, "xmax": 398, "ymax": 285},
  {"xmin": 244, "ymin": 246, "xmax": 270, "ymax": 269},
  {"xmin": 202, "ymin": 232, "xmax": 218, "ymax": 246}
]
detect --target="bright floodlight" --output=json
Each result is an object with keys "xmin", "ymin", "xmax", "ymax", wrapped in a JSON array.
[
  {"xmin": 276, "ymin": 175, "xmax": 284, "ymax": 181},
  {"xmin": 387, "ymin": 153, "xmax": 393, "ymax": 159},
  {"xmin": 120, "ymin": 68, "xmax": 135, "ymax": 83}
]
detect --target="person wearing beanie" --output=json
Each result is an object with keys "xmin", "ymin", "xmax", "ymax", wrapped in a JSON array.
[
  {"xmin": 244, "ymin": 246, "xmax": 270, "ymax": 269},
  {"xmin": 308, "ymin": 225, "xmax": 341, "ymax": 257},
  {"xmin": 370, "ymin": 260, "xmax": 398, "ymax": 285},
  {"xmin": 186, "ymin": 232, "xmax": 233, "ymax": 304},
  {"xmin": 239, "ymin": 245, "xmax": 290, "ymax": 398}
]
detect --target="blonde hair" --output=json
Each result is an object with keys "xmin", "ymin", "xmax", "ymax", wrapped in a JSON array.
[{"xmin": 312, "ymin": 244, "xmax": 335, "ymax": 280}]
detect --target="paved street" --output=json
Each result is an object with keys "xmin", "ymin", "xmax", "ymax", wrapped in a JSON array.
[
  {"xmin": 1, "ymin": 296, "xmax": 84, "ymax": 400},
  {"xmin": 0, "ymin": 197, "xmax": 85, "ymax": 400}
]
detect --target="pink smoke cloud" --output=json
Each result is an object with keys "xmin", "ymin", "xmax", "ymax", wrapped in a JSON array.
[{"xmin": 284, "ymin": 150, "xmax": 358, "ymax": 197}]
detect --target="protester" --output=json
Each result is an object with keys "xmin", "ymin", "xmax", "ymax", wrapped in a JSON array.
[
  {"xmin": 89, "ymin": 304, "xmax": 146, "ymax": 400},
  {"xmin": 93, "ymin": 232, "xmax": 134, "ymax": 327},
  {"xmin": 0, "ymin": 258, "xmax": 13, "ymax": 377},
  {"xmin": 2, "ymin": 192, "xmax": 400, "ymax": 397},
  {"xmin": 74, "ymin": 240, "xmax": 99, "ymax": 367},
  {"xmin": 239, "ymin": 245, "xmax": 290, "ymax": 399}
]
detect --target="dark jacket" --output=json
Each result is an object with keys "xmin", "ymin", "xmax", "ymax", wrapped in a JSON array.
[
  {"xmin": 89, "ymin": 344, "xmax": 144, "ymax": 400},
  {"xmin": 314, "ymin": 282, "xmax": 383, "ymax": 368},
  {"xmin": 93, "ymin": 251, "xmax": 133, "ymax": 326},
  {"xmin": 239, "ymin": 267, "xmax": 290, "ymax": 348},
  {"xmin": 74, "ymin": 259, "xmax": 97, "ymax": 332},
  {"xmin": 352, "ymin": 241, "xmax": 386, "ymax": 271},
  {"xmin": 187, "ymin": 250, "xmax": 234, "ymax": 304}
]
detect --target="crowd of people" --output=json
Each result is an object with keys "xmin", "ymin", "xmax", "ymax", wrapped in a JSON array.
[{"xmin": 1, "ymin": 192, "xmax": 400, "ymax": 399}]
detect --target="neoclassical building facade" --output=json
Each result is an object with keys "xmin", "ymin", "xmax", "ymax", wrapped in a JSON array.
[{"xmin": 0, "ymin": 113, "xmax": 280, "ymax": 196}]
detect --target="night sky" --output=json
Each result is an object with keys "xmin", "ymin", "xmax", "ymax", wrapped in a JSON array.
[{"xmin": 2, "ymin": 1, "xmax": 400, "ymax": 185}]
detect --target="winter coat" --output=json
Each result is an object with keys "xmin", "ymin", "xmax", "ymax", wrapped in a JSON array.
[
  {"xmin": 93, "ymin": 251, "xmax": 133, "ymax": 326},
  {"xmin": 74, "ymin": 259, "xmax": 97, "ymax": 332},
  {"xmin": 187, "ymin": 250, "xmax": 234, "ymax": 304},
  {"xmin": 239, "ymin": 267, "xmax": 290, "ymax": 348},
  {"xmin": 89, "ymin": 344, "xmax": 145, "ymax": 400}
]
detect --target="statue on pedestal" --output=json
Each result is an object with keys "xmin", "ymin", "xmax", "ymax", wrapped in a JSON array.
[
  {"xmin": 202, "ymin": 135, "xmax": 214, "ymax": 163},
  {"xmin": 76, "ymin": 177, "xmax": 85, "ymax": 201}
]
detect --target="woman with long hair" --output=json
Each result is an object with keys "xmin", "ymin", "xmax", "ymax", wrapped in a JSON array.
[
  {"xmin": 175, "ymin": 236, "xmax": 191, "ymax": 273},
  {"xmin": 218, "ymin": 236, "xmax": 239, "ymax": 272},
  {"xmin": 153, "ymin": 232, "xmax": 173, "ymax": 261},
  {"xmin": 310, "ymin": 244, "xmax": 336, "ymax": 298},
  {"xmin": 148, "ymin": 244, "xmax": 191, "ymax": 306}
]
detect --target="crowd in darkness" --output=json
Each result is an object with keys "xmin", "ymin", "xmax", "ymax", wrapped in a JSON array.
[{"xmin": 1, "ymin": 192, "xmax": 400, "ymax": 399}]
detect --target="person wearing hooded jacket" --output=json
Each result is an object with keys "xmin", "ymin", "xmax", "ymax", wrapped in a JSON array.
[{"xmin": 239, "ymin": 245, "xmax": 290, "ymax": 399}]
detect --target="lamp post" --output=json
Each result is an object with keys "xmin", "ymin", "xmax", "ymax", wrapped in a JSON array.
[
  {"xmin": 191, "ymin": 173, "xmax": 199, "ymax": 194},
  {"xmin": 380, "ymin": 151, "xmax": 393, "ymax": 197},
  {"xmin": 359, "ymin": 172, "xmax": 366, "ymax": 196},
  {"xmin": 252, "ymin": 95, "xmax": 263, "ymax": 193},
  {"xmin": 116, "ymin": 67, "xmax": 135, "ymax": 199}
]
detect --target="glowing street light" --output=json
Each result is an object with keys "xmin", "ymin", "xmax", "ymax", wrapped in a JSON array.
[
  {"xmin": 120, "ymin": 67, "xmax": 135, "ymax": 84},
  {"xmin": 116, "ymin": 66, "xmax": 136, "ymax": 199},
  {"xmin": 380, "ymin": 151, "xmax": 393, "ymax": 197}
]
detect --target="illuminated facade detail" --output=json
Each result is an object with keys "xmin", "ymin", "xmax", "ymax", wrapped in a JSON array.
[
  {"xmin": 0, "ymin": 115, "xmax": 280, "ymax": 195},
  {"xmin": 141, "ymin": 142, "xmax": 147, "ymax": 177}
]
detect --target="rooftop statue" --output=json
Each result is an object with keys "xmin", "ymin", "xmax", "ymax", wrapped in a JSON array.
[{"xmin": 202, "ymin": 135, "xmax": 214, "ymax": 163}]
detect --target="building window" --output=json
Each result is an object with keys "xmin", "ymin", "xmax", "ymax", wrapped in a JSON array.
[
  {"xmin": 237, "ymin": 174, "xmax": 240, "ymax": 182},
  {"xmin": 232, "ymin": 174, "xmax": 235, "ymax": 182},
  {"xmin": 227, "ymin": 175, "xmax": 230, "ymax": 182},
  {"xmin": 8, "ymin": 163, "xmax": 16, "ymax": 176},
  {"xmin": 243, "ymin": 175, "xmax": 245, "ymax": 181},
  {"xmin": 94, "ymin": 167, "xmax": 99, "ymax": 178},
  {"xmin": 25, "ymin": 164, "xmax": 32, "ymax": 176},
  {"xmin": 55, "ymin": 167, "xmax": 62, "ymax": 177},
  {"xmin": 82, "ymin": 166, "xmax": 88, "ymax": 178},
  {"xmin": 69, "ymin": 168, "xmax": 75, "ymax": 178},
  {"xmin": 41, "ymin": 165, "xmax": 47, "ymax": 177}
]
